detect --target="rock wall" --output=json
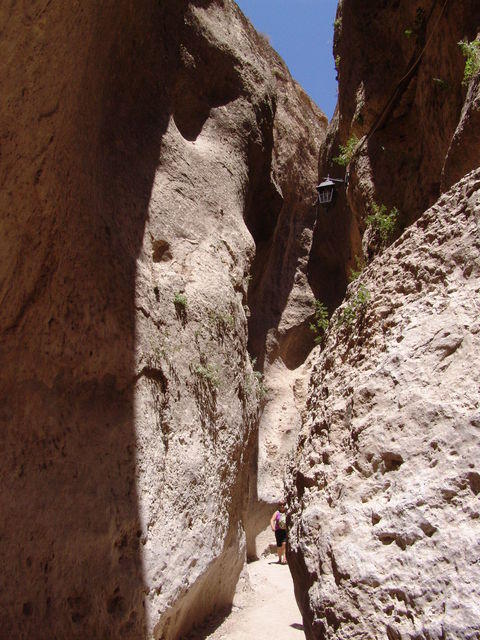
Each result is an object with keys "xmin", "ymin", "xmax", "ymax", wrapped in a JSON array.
[
  {"xmin": 0, "ymin": 1, "xmax": 325, "ymax": 638},
  {"xmin": 287, "ymin": 170, "xmax": 480, "ymax": 639},
  {"xmin": 286, "ymin": 2, "xmax": 480, "ymax": 637},
  {"xmin": 313, "ymin": 0, "xmax": 480, "ymax": 293},
  {"xmin": 244, "ymin": 33, "xmax": 327, "ymax": 546}
]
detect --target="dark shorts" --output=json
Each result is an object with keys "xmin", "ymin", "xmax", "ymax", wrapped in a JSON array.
[{"xmin": 275, "ymin": 528, "xmax": 287, "ymax": 547}]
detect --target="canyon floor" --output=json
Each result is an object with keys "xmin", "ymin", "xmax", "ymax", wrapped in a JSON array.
[{"xmin": 189, "ymin": 554, "xmax": 303, "ymax": 640}]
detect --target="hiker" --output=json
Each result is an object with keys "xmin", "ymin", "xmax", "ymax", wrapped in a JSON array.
[{"xmin": 270, "ymin": 503, "xmax": 287, "ymax": 564}]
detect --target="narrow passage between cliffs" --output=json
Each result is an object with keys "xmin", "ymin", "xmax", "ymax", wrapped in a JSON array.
[{"xmin": 187, "ymin": 554, "xmax": 303, "ymax": 640}]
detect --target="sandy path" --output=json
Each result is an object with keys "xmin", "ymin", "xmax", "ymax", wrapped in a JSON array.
[{"xmin": 190, "ymin": 556, "xmax": 304, "ymax": 640}]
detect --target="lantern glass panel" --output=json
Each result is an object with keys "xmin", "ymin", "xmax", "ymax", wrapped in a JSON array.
[{"xmin": 318, "ymin": 188, "xmax": 334, "ymax": 204}]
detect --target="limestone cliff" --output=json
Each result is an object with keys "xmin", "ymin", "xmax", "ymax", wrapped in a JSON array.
[
  {"xmin": 286, "ymin": 1, "xmax": 480, "ymax": 638},
  {"xmin": 287, "ymin": 171, "xmax": 480, "ymax": 639},
  {"xmin": 0, "ymin": 1, "xmax": 325, "ymax": 638}
]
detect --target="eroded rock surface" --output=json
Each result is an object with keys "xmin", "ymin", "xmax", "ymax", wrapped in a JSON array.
[
  {"xmin": 286, "ymin": 171, "xmax": 480, "ymax": 639},
  {"xmin": 314, "ymin": 0, "xmax": 480, "ymax": 288},
  {"xmin": 0, "ymin": 1, "xmax": 326, "ymax": 638}
]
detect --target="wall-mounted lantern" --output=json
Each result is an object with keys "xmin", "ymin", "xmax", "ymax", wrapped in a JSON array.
[{"xmin": 316, "ymin": 176, "xmax": 345, "ymax": 206}]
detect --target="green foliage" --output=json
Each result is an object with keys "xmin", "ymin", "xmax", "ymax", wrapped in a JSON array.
[
  {"xmin": 253, "ymin": 369, "xmax": 268, "ymax": 400},
  {"xmin": 348, "ymin": 255, "xmax": 366, "ymax": 282},
  {"xmin": 334, "ymin": 17, "xmax": 342, "ymax": 31},
  {"xmin": 404, "ymin": 8, "xmax": 425, "ymax": 41},
  {"xmin": 309, "ymin": 300, "xmax": 329, "ymax": 345},
  {"xmin": 173, "ymin": 292, "xmax": 187, "ymax": 308},
  {"xmin": 355, "ymin": 111, "xmax": 364, "ymax": 125},
  {"xmin": 194, "ymin": 363, "xmax": 220, "ymax": 388},
  {"xmin": 365, "ymin": 202, "xmax": 399, "ymax": 243},
  {"xmin": 339, "ymin": 304, "xmax": 356, "ymax": 326},
  {"xmin": 458, "ymin": 39, "xmax": 480, "ymax": 85},
  {"xmin": 356, "ymin": 284, "xmax": 370, "ymax": 306},
  {"xmin": 338, "ymin": 285, "xmax": 370, "ymax": 326},
  {"xmin": 244, "ymin": 356, "xmax": 268, "ymax": 400},
  {"xmin": 208, "ymin": 309, "xmax": 234, "ymax": 332},
  {"xmin": 224, "ymin": 314, "xmax": 234, "ymax": 329},
  {"xmin": 333, "ymin": 134, "xmax": 360, "ymax": 166},
  {"xmin": 335, "ymin": 55, "xmax": 341, "ymax": 71}
]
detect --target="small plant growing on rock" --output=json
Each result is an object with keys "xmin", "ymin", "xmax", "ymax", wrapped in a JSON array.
[
  {"xmin": 405, "ymin": 8, "xmax": 426, "ymax": 41},
  {"xmin": 338, "ymin": 285, "xmax": 370, "ymax": 326},
  {"xmin": 333, "ymin": 134, "xmax": 360, "ymax": 166},
  {"xmin": 194, "ymin": 363, "xmax": 220, "ymax": 388},
  {"xmin": 208, "ymin": 309, "xmax": 235, "ymax": 333},
  {"xmin": 348, "ymin": 255, "xmax": 367, "ymax": 282},
  {"xmin": 309, "ymin": 300, "xmax": 329, "ymax": 345},
  {"xmin": 244, "ymin": 356, "xmax": 268, "ymax": 400},
  {"xmin": 173, "ymin": 292, "xmax": 187, "ymax": 309},
  {"xmin": 365, "ymin": 202, "xmax": 399, "ymax": 244},
  {"xmin": 253, "ymin": 369, "xmax": 268, "ymax": 400},
  {"xmin": 173, "ymin": 291, "xmax": 187, "ymax": 324},
  {"xmin": 458, "ymin": 39, "xmax": 480, "ymax": 85}
]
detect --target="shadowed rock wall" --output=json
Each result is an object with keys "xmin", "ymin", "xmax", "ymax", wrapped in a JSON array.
[
  {"xmin": 0, "ymin": 1, "xmax": 178, "ymax": 636},
  {"xmin": 0, "ymin": 0, "xmax": 327, "ymax": 637},
  {"xmin": 310, "ymin": 0, "xmax": 480, "ymax": 305}
]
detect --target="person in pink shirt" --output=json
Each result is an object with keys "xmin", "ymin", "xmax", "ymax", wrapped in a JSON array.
[{"xmin": 270, "ymin": 503, "xmax": 287, "ymax": 564}]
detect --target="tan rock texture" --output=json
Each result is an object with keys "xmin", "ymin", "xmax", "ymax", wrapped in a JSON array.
[
  {"xmin": 286, "ymin": 170, "xmax": 480, "ymax": 639},
  {"xmin": 0, "ymin": 1, "xmax": 325, "ymax": 638},
  {"xmin": 245, "ymin": 33, "xmax": 327, "ymax": 537}
]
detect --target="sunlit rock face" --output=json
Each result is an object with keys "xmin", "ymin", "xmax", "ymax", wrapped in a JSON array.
[
  {"xmin": 285, "ymin": 2, "xmax": 480, "ymax": 637},
  {"xmin": 0, "ymin": 0, "xmax": 326, "ymax": 637},
  {"xmin": 287, "ymin": 170, "xmax": 480, "ymax": 639}
]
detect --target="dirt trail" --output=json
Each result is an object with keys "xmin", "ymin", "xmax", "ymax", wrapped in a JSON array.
[{"xmin": 189, "ymin": 555, "xmax": 304, "ymax": 639}]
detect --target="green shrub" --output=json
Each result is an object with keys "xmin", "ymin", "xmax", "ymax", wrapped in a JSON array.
[
  {"xmin": 459, "ymin": 39, "xmax": 480, "ymax": 85},
  {"xmin": 208, "ymin": 309, "xmax": 234, "ymax": 332},
  {"xmin": 309, "ymin": 300, "xmax": 329, "ymax": 345},
  {"xmin": 356, "ymin": 284, "xmax": 370, "ymax": 306},
  {"xmin": 348, "ymin": 255, "xmax": 366, "ymax": 282},
  {"xmin": 338, "ymin": 285, "xmax": 370, "ymax": 326},
  {"xmin": 194, "ymin": 363, "xmax": 220, "ymax": 388},
  {"xmin": 365, "ymin": 202, "xmax": 399, "ymax": 243},
  {"xmin": 404, "ymin": 8, "xmax": 425, "ymax": 41},
  {"xmin": 333, "ymin": 134, "xmax": 360, "ymax": 166},
  {"xmin": 355, "ymin": 111, "xmax": 364, "ymax": 125},
  {"xmin": 173, "ymin": 292, "xmax": 187, "ymax": 308},
  {"xmin": 253, "ymin": 369, "xmax": 268, "ymax": 399},
  {"xmin": 339, "ymin": 304, "xmax": 356, "ymax": 326}
]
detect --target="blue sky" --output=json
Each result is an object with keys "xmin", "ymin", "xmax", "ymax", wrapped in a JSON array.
[{"xmin": 235, "ymin": 0, "xmax": 339, "ymax": 120}]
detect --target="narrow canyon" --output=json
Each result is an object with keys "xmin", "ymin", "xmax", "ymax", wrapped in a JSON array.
[{"xmin": 0, "ymin": 1, "xmax": 479, "ymax": 639}]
